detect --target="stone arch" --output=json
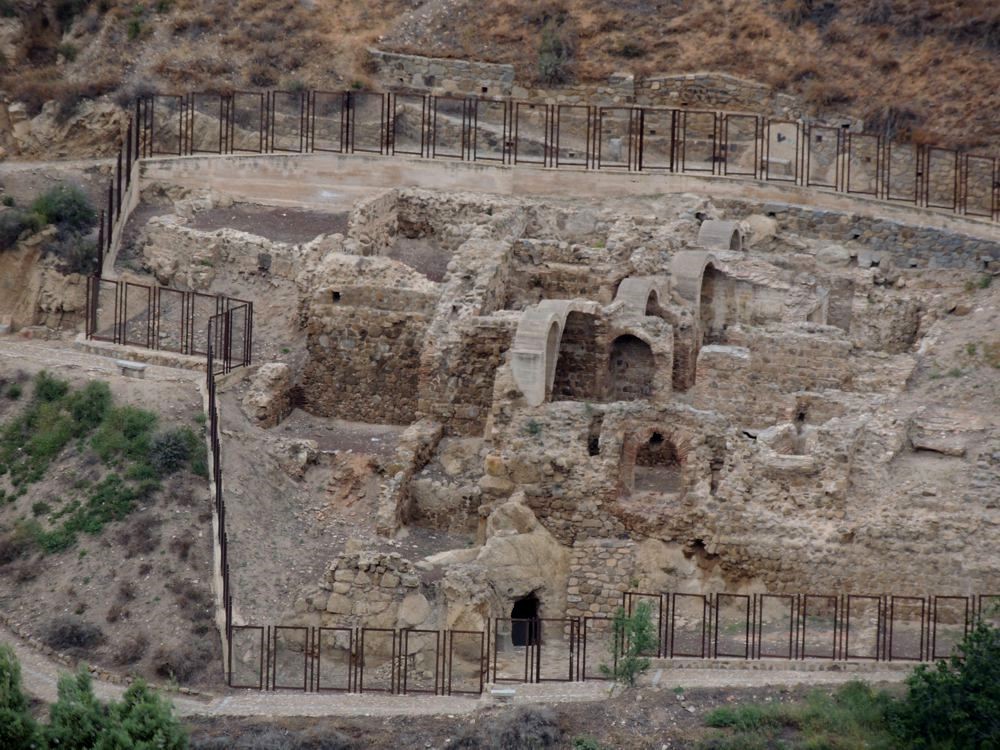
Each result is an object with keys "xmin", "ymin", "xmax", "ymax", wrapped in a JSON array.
[
  {"xmin": 613, "ymin": 276, "xmax": 670, "ymax": 318},
  {"xmin": 670, "ymin": 251, "xmax": 722, "ymax": 387},
  {"xmin": 697, "ymin": 220, "xmax": 743, "ymax": 252},
  {"xmin": 607, "ymin": 333, "xmax": 655, "ymax": 401},
  {"xmin": 510, "ymin": 299, "xmax": 601, "ymax": 406},
  {"xmin": 544, "ymin": 321, "xmax": 560, "ymax": 400}
]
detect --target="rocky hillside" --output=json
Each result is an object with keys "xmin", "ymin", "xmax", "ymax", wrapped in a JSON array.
[{"xmin": 0, "ymin": 0, "xmax": 997, "ymax": 157}]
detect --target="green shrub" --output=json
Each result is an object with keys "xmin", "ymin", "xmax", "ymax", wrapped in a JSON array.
[
  {"xmin": 91, "ymin": 405, "xmax": 157, "ymax": 465},
  {"xmin": 46, "ymin": 231, "xmax": 98, "ymax": 275},
  {"xmin": 600, "ymin": 601, "xmax": 658, "ymax": 686},
  {"xmin": 34, "ymin": 370, "xmax": 70, "ymax": 403},
  {"xmin": 149, "ymin": 427, "xmax": 198, "ymax": 476},
  {"xmin": 891, "ymin": 618, "xmax": 1000, "ymax": 748},
  {"xmin": 0, "ymin": 644, "xmax": 41, "ymax": 750},
  {"xmin": 65, "ymin": 380, "xmax": 112, "ymax": 432},
  {"xmin": 6, "ymin": 383, "xmax": 21, "ymax": 400},
  {"xmin": 30, "ymin": 185, "xmax": 96, "ymax": 233},
  {"xmin": 57, "ymin": 42, "xmax": 78, "ymax": 61},
  {"xmin": 0, "ymin": 209, "xmax": 43, "ymax": 251},
  {"xmin": 1, "ymin": 195, "xmax": 13, "ymax": 207},
  {"xmin": 102, "ymin": 679, "xmax": 188, "ymax": 749},
  {"xmin": 45, "ymin": 668, "xmax": 109, "ymax": 748},
  {"xmin": 31, "ymin": 500, "xmax": 51, "ymax": 517}
]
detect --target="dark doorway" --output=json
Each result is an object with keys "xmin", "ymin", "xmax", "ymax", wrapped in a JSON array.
[{"xmin": 511, "ymin": 593, "xmax": 540, "ymax": 647}]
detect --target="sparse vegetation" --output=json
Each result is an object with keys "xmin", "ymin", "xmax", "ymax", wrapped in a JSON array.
[
  {"xmin": 0, "ymin": 373, "xmax": 205, "ymax": 558},
  {"xmin": 453, "ymin": 706, "xmax": 562, "ymax": 749},
  {"xmin": 0, "ymin": 209, "xmax": 43, "ymax": 251},
  {"xmin": 30, "ymin": 185, "xmax": 96, "ymax": 233},
  {"xmin": 538, "ymin": 18, "xmax": 573, "ymax": 84},
  {"xmin": 601, "ymin": 600, "xmax": 658, "ymax": 687}
]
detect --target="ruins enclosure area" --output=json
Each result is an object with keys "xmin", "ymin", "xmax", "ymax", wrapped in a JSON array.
[
  {"xmin": 93, "ymin": 144, "xmax": 1000, "ymax": 666},
  {"xmin": 0, "ymin": 71, "xmax": 998, "ymax": 700}
]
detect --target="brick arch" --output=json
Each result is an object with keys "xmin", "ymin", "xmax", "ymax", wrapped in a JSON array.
[{"xmin": 669, "ymin": 251, "xmax": 720, "ymax": 389}]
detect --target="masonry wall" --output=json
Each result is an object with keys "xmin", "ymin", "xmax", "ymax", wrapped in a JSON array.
[
  {"xmin": 421, "ymin": 315, "xmax": 517, "ymax": 436},
  {"xmin": 689, "ymin": 327, "xmax": 852, "ymax": 428},
  {"xmin": 301, "ymin": 306, "xmax": 429, "ymax": 424}
]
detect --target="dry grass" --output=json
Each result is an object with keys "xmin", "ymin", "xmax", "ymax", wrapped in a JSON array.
[{"xmin": 4, "ymin": 0, "xmax": 998, "ymax": 152}]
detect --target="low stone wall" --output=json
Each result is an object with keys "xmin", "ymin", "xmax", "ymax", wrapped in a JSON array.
[
  {"xmin": 716, "ymin": 199, "xmax": 1000, "ymax": 270},
  {"xmin": 369, "ymin": 48, "xmax": 515, "ymax": 98}
]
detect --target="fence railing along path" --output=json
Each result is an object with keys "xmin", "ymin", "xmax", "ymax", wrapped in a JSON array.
[
  {"xmin": 134, "ymin": 89, "xmax": 998, "ymax": 219},
  {"xmin": 93, "ymin": 87, "xmax": 998, "ymax": 276},
  {"xmin": 221, "ymin": 591, "xmax": 998, "ymax": 695}
]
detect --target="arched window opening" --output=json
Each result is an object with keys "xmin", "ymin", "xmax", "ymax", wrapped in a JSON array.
[{"xmin": 699, "ymin": 264, "xmax": 725, "ymax": 344}]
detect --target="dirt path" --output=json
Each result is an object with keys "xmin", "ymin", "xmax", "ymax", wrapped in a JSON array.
[{"xmin": 4, "ymin": 618, "xmax": 909, "ymax": 720}]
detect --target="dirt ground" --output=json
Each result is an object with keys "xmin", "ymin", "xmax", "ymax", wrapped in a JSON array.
[
  {"xmin": 184, "ymin": 680, "xmax": 906, "ymax": 749},
  {"xmin": 0, "ymin": 339, "xmax": 221, "ymax": 688},
  {"xmin": 217, "ymin": 380, "xmax": 473, "ymax": 625}
]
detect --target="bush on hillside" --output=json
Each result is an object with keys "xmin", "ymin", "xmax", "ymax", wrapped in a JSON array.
[
  {"xmin": 0, "ymin": 644, "xmax": 41, "ymax": 750},
  {"xmin": 31, "ymin": 184, "xmax": 96, "ymax": 233},
  {"xmin": 0, "ymin": 209, "xmax": 42, "ymax": 251}
]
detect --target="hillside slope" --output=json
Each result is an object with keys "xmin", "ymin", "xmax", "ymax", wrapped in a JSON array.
[{"xmin": 0, "ymin": 0, "xmax": 997, "ymax": 153}]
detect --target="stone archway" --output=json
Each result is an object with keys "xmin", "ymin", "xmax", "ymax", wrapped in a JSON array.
[{"xmin": 607, "ymin": 334, "xmax": 655, "ymax": 401}]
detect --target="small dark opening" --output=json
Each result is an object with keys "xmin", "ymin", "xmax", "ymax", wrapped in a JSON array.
[
  {"xmin": 481, "ymin": 86, "xmax": 488, "ymax": 94},
  {"xmin": 649, "ymin": 432, "xmax": 664, "ymax": 445},
  {"xmin": 588, "ymin": 436, "xmax": 600, "ymax": 456},
  {"xmin": 511, "ymin": 594, "xmax": 540, "ymax": 646},
  {"xmin": 331, "ymin": 291, "xmax": 341, "ymax": 302}
]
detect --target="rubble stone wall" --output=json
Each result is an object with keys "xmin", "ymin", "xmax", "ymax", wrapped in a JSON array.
[
  {"xmin": 301, "ymin": 306, "xmax": 429, "ymax": 424},
  {"xmin": 347, "ymin": 189, "xmax": 398, "ymax": 256}
]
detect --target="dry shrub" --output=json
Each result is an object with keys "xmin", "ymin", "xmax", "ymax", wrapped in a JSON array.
[
  {"xmin": 453, "ymin": 707, "xmax": 562, "ymax": 749},
  {"xmin": 44, "ymin": 615, "xmax": 105, "ymax": 652},
  {"xmin": 105, "ymin": 601, "xmax": 130, "ymax": 623},
  {"xmin": 116, "ymin": 514, "xmax": 161, "ymax": 558},
  {"xmin": 151, "ymin": 641, "xmax": 213, "ymax": 682},
  {"xmin": 167, "ymin": 577, "xmax": 214, "ymax": 635},
  {"xmin": 803, "ymin": 80, "xmax": 854, "ymax": 108},
  {"xmin": 1, "ymin": 68, "xmax": 119, "ymax": 118},
  {"xmin": 169, "ymin": 536, "xmax": 194, "ymax": 561},
  {"xmin": 112, "ymin": 632, "xmax": 149, "ymax": 665}
]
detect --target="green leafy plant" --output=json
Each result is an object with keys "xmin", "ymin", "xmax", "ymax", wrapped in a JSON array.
[
  {"xmin": 0, "ymin": 209, "xmax": 43, "ymax": 251},
  {"xmin": 891, "ymin": 616, "xmax": 1000, "ymax": 748},
  {"xmin": 30, "ymin": 185, "xmax": 96, "ymax": 234},
  {"xmin": 1, "ymin": 195, "xmax": 14, "ymax": 207},
  {"xmin": 600, "ymin": 601, "xmax": 658, "ymax": 687},
  {"xmin": 5, "ymin": 383, "xmax": 21, "ymax": 400},
  {"xmin": 148, "ymin": 427, "xmax": 198, "ymax": 476}
]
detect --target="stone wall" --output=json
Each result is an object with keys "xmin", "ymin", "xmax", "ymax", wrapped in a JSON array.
[
  {"xmin": 716, "ymin": 200, "xmax": 1000, "ymax": 270},
  {"xmin": 300, "ymin": 305, "xmax": 429, "ymax": 424},
  {"xmin": 369, "ymin": 48, "xmax": 515, "ymax": 97},
  {"xmin": 347, "ymin": 189, "xmax": 398, "ymax": 256},
  {"xmin": 690, "ymin": 325, "xmax": 854, "ymax": 428}
]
